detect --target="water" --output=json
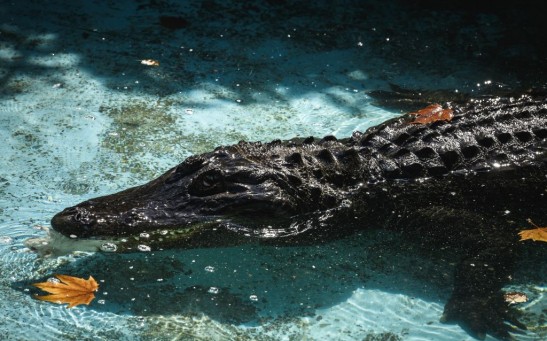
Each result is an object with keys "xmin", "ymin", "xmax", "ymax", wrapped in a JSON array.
[{"xmin": 1, "ymin": 1, "xmax": 545, "ymax": 340}]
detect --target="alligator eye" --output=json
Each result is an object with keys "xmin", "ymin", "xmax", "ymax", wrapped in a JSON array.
[
  {"xmin": 202, "ymin": 173, "xmax": 220, "ymax": 187},
  {"xmin": 165, "ymin": 157, "xmax": 206, "ymax": 184},
  {"xmin": 189, "ymin": 170, "xmax": 226, "ymax": 196}
]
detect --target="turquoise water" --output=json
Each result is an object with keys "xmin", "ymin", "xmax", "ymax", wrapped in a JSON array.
[{"xmin": 0, "ymin": 1, "xmax": 545, "ymax": 340}]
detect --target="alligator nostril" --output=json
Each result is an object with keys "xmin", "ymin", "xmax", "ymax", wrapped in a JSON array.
[
  {"xmin": 51, "ymin": 207, "xmax": 88, "ymax": 228},
  {"xmin": 51, "ymin": 206, "xmax": 95, "ymax": 238},
  {"xmin": 71, "ymin": 207, "xmax": 90, "ymax": 223}
]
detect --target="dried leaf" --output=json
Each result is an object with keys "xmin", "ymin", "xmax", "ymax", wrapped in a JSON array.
[
  {"xmin": 141, "ymin": 59, "xmax": 160, "ymax": 66},
  {"xmin": 33, "ymin": 274, "xmax": 99, "ymax": 308},
  {"xmin": 519, "ymin": 219, "xmax": 547, "ymax": 242},
  {"xmin": 504, "ymin": 292, "xmax": 528, "ymax": 304},
  {"xmin": 409, "ymin": 104, "xmax": 453, "ymax": 124},
  {"xmin": 519, "ymin": 227, "xmax": 547, "ymax": 242}
]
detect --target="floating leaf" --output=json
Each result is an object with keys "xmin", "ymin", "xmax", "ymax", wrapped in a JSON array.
[
  {"xmin": 409, "ymin": 103, "xmax": 453, "ymax": 124},
  {"xmin": 141, "ymin": 59, "xmax": 160, "ymax": 66},
  {"xmin": 33, "ymin": 274, "xmax": 99, "ymax": 308},
  {"xmin": 518, "ymin": 219, "xmax": 547, "ymax": 242},
  {"xmin": 504, "ymin": 292, "xmax": 528, "ymax": 304}
]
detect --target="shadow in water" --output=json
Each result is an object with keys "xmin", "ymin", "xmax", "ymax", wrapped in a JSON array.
[
  {"xmin": 13, "ymin": 229, "xmax": 547, "ymax": 327},
  {"xmin": 1, "ymin": 0, "xmax": 546, "ymax": 101}
]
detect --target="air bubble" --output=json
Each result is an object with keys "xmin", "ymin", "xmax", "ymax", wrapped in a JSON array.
[
  {"xmin": 204, "ymin": 266, "xmax": 215, "ymax": 273},
  {"xmin": 100, "ymin": 242, "xmax": 118, "ymax": 252},
  {"xmin": 208, "ymin": 287, "xmax": 219, "ymax": 294},
  {"xmin": 138, "ymin": 244, "xmax": 151, "ymax": 252},
  {"xmin": 249, "ymin": 295, "xmax": 258, "ymax": 301},
  {"xmin": 47, "ymin": 277, "xmax": 60, "ymax": 284},
  {"xmin": 340, "ymin": 199, "xmax": 352, "ymax": 208},
  {"xmin": 139, "ymin": 232, "xmax": 150, "ymax": 238}
]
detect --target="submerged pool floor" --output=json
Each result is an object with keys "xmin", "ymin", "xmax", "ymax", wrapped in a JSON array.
[{"xmin": 0, "ymin": 0, "xmax": 545, "ymax": 340}]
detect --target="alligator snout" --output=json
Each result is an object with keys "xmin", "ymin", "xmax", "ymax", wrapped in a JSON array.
[{"xmin": 51, "ymin": 206, "xmax": 94, "ymax": 237}]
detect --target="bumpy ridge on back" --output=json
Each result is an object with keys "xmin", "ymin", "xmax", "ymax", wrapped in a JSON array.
[{"xmin": 359, "ymin": 96, "xmax": 547, "ymax": 180}]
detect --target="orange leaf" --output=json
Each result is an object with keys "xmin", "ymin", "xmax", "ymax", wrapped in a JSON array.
[
  {"xmin": 518, "ymin": 219, "xmax": 547, "ymax": 242},
  {"xmin": 141, "ymin": 59, "xmax": 160, "ymax": 66},
  {"xmin": 409, "ymin": 104, "xmax": 453, "ymax": 124},
  {"xmin": 33, "ymin": 275, "xmax": 99, "ymax": 308}
]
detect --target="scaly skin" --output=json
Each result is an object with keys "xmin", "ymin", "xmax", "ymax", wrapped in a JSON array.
[{"xmin": 51, "ymin": 94, "xmax": 546, "ymax": 340}]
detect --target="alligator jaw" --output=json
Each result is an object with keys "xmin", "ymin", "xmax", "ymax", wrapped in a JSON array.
[{"xmin": 24, "ymin": 227, "xmax": 113, "ymax": 257}]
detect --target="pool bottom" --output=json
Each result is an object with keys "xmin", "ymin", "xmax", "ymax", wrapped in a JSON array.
[{"xmin": 6, "ymin": 227, "xmax": 545, "ymax": 341}]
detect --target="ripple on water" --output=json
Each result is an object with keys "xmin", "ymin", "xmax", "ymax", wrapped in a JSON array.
[
  {"xmin": 301, "ymin": 288, "xmax": 472, "ymax": 341},
  {"xmin": 0, "ymin": 236, "xmax": 13, "ymax": 244}
]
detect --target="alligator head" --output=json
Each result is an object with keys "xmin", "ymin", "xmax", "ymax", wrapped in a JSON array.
[{"xmin": 49, "ymin": 139, "xmax": 363, "ymax": 252}]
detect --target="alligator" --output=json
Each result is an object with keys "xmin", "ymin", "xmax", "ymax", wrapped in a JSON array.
[{"xmin": 40, "ymin": 94, "xmax": 546, "ymax": 339}]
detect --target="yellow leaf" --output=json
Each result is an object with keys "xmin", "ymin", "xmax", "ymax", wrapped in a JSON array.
[
  {"xmin": 33, "ymin": 275, "xmax": 99, "ymax": 308},
  {"xmin": 518, "ymin": 219, "xmax": 547, "ymax": 242}
]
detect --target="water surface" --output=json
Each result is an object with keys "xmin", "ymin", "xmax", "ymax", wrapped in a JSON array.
[{"xmin": 1, "ymin": 1, "xmax": 545, "ymax": 340}]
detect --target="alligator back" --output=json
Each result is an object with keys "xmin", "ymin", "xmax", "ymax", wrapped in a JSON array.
[{"xmin": 359, "ymin": 95, "xmax": 547, "ymax": 180}]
